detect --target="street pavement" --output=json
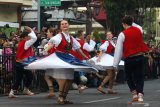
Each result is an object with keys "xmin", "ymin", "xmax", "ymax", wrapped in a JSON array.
[{"xmin": 0, "ymin": 79, "xmax": 160, "ymax": 107}]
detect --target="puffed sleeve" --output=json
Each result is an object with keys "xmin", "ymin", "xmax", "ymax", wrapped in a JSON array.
[
  {"xmin": 48, "ymin": 33, "xmax": 62, "ymax": 47},
  {"xmin": 83, "ymin": 40, "xmax": 96, "ymax": 52},
  {"xmin": 71, "ymin": 37, "xmax": 81, "ymax": 50},
  {"xmin": 99, "ymin": 41, "xmax": 109, "ymax": 52}
]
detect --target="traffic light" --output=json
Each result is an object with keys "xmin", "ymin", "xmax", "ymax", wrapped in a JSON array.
[{"xmin": 40, "ymin": 7, "xmax": 52, "ymax": 29}]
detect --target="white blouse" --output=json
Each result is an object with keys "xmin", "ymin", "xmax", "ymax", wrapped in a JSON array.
[
  {"xmin": 84, "ymin": 40, "xmax": 96, "ymax": 52},
  {"xmin": 48, "ymin": 32, "xmax": 80, "ymax": 50},
  {"xmin": 76, "ymin": 38, "xmax": 96, "ymax": 52},
  {"xmin": 99, "ymin": 40, "xmax": 115, "ymax": 52}
]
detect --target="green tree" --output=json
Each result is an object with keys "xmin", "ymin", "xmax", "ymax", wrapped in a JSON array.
[
  {"xmin": 103, "ymin": 0, "xmax": 137, "ymax": 35},
  {"xmin": 92, "ymin": 29, "xmax": 101, "ymax": 42},
  {"xmin": 103, "ymin": 0, "xmax": 160, "ymax": 36}
]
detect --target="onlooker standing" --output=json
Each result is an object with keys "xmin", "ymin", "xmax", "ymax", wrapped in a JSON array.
[
  {"xmin": 113, "ymin": 15, "xmax": 149, "ymax": 103},
  {"xmin": 0, "ymin": 31, "xmax": 7, "ymax": 40},
  {"xmin": 2, "ymin": 40, "xmax": 13, "ymax": 73}
]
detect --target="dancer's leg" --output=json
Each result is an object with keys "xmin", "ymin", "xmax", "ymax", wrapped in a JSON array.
[
  {"xmin": 44, "ymin": 75, "xmax": 55, "ymax": 98},
  {"xmin": 63, "ymin": 79, "xmax": 73, "ymax": 104},
  {"xmin": 108, "ymin": 69, "xmax": 117, "ymax": 94},
  {"xmin": 97, "ymin": 70, "xmax": 110, "ymax": 94},
  {"xmin": 56, "ymin": 79, "xmax": 67, "ymax": 104}
]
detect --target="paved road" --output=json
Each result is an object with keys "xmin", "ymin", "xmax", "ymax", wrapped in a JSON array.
[{"xmin": 0, "ymin": 79, "xmax": 160, "ymax": 107}]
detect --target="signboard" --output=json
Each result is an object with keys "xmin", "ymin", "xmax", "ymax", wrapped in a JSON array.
[{"xmin": 40, "ymin": 0, "xmax": 61, "ymax": 6}]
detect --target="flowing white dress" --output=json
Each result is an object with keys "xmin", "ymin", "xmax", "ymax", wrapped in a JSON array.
[
  {"xmin": 88, "ymin": 40, "xmax": 124, "ymax": 70},
  {"xmin": 25, "ymin": 53, "xmax": 98, "ymax": 79},
  {"xmin": 89, "ymin": 53, "xmax": 124, "ymax": 70},
  {"xmin": 25, "ymin": 53, "xmax": 98, "ymax": 70},
  {"xmin": 25, "ymin": 33, "xmax": 98, "ymax": 79}
]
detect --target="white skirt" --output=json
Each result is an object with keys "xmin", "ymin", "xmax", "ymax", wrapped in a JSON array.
[
  {"xmin": 45, "ymin": 69, "xmax": 74, "ymax": 79},
  {"xmin": 89, "ymin": 53, "xmax": 124, "ymax": 70},
  {"xmin": 25, "ymin": 53, "xmax": 98, "ymax": 80},
  {"xmin": 25, "ymin": 53, "xmax": 97, "ymax": 71}
]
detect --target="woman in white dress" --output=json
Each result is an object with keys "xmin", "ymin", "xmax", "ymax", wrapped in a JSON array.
[
  {"xmin": 90, "ymin": 31, "xmax": 124, "ymax": 94},
  {"xmin": 48, "ymin": 20, "xmax": 94, "ymax": 104},
  {"xmin": 26, "ymin": 20, "xmax": 97, "ymax": 104}
]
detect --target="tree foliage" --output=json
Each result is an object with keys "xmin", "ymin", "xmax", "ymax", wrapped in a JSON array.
[{"xmin": 103, "ymin": 0, "xmax": 160, "ymax": 36}]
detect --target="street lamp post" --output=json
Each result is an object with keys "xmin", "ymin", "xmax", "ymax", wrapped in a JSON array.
[
  {"xmin": 38, "ymin": 0, "xmax": 41, "ymax": 32},
  {"xmin": 72, "ymin": 0, "xmax": 78, "ymax": 16},
  {"xmin": 86, "ymin": 3, "xmax": 92, "ymax": 35},
  {"xmin": 86, "ymin": 1, "xmax": 101, "ymax": 35}
]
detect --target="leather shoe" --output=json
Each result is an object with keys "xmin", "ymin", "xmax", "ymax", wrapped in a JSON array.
[{"xmin": 97, "ymin": 87, "xmax": 106, "ymax": 94}]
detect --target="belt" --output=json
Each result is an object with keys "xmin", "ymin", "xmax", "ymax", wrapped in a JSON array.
[{"xmin": 128, "ymin": 52, "xmax": 144, "ymax": 58}]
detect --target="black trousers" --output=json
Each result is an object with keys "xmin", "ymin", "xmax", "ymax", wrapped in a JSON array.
[
  {"xmin": 12, "ymin": 62, "xmax": 33, "ymax": 90},
  {"xmin": 125, "ymin": 55, "xmax": 145, "ymax": 94}
]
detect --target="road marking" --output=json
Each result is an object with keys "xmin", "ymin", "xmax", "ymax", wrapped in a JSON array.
[
  {"xmin": 83, "ymin": 97, "xmax": 120, "ymax": 103},
  {"xmin": 144, "ymin": 103, "xmax": 150, "ymax": 106}
]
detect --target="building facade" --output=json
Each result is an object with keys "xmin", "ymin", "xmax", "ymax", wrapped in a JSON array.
[
  {"xmin": 0, "ymin": 0, "xmax": 32, "ymax": 28},
  {"xmin": 0, "ymin": 0, "xmax": 32, "ymax": 36},
  {"xmin": 22, "ymin": 0, "xmax": 105, "ymax": 34}
]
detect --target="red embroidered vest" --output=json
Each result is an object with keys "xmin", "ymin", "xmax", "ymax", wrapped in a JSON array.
[
  {"xmin": 56, "ymin": 33, "xmax": 73, "ymax": 54},
  {"xmin": 16, "ymin": 39, "xmax": 34, "ymax": 61},
  {"xmin": 74, "ymin": 39, "xmax": 91, "ymax": 60},
  {"xmin": 123, "ymin": 26, "xmax": 149, "ymax": 58},
  {"xmin": 105, "ymin": 41, "xmax": 114, "ymax": 54}
]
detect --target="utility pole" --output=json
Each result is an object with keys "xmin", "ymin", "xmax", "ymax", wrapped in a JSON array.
[
  {"xmin": 38, "ymin": 0, "xmax": 41, "ymax": 32},
  {"xmin": 40, "ymin": 7, "xmax": 52, "ymax": 28},
  {"xmin": 86, "ymin": 4, "xmax": 92, "ymax": 35}
]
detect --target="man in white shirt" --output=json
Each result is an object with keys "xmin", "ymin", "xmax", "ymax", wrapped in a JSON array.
[{"xmin": 113, "ymin": 16, "xmax": 149, "ymax": 103}]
